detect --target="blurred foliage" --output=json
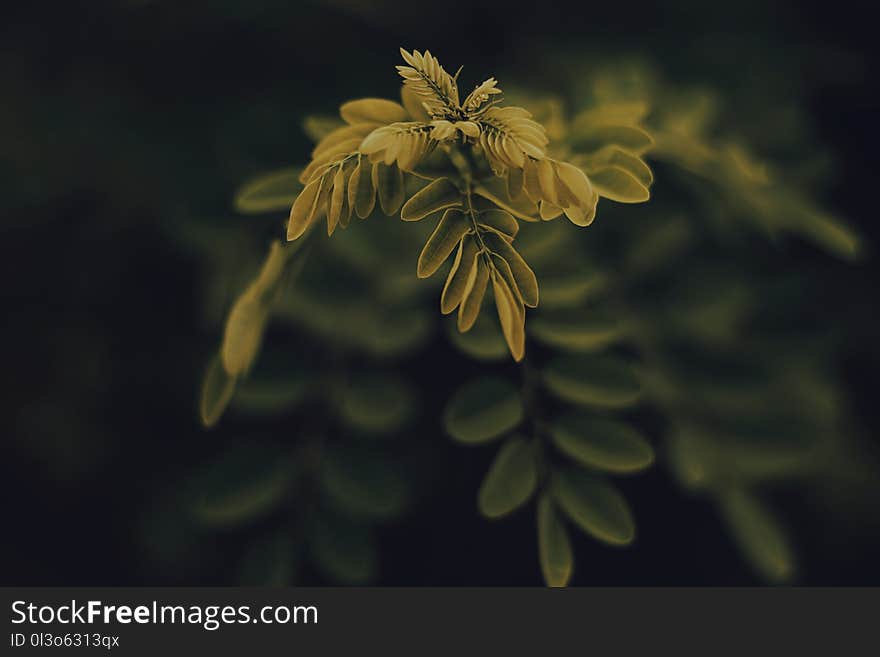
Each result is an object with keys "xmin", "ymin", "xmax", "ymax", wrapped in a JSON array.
[
  {"xmin": 5, "ymin": 0, "xmax": 879, "ymax": 587},
  {"xmin": 184, "ymin": 45, "xmax": 878, "ymax": 586}
]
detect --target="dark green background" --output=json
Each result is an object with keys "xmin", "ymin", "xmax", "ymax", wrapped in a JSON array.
[{"xmin": 2, "ymin": 0, "xmax": 879, "ymax": 584}]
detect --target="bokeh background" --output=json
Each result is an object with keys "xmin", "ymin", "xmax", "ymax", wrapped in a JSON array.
[{"xmin": 2, "ymin": 0, "xmax": 879, "ymax": 585}]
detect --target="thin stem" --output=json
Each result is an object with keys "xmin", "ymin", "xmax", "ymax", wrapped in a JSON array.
[{"xmin": 447, "ymin": 141, "xmax": 493, "ymax": 266}]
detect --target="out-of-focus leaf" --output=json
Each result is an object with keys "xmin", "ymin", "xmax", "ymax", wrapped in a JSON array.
[
  {"xmin": 589, "ymin": 166, "xmax": 650, "ymax": 203},
  {"xmin": 551, "ymin": 467, "xmax": 636, "ymax": 546},
  {"xmin": 191, "ymin": 444, "xmax": 296, "ymax": 528},
  {"xmin": 570, "ymin": 124, "xmax": 654, "ymax": 155},
  {"xmin": 543, "ymin": 355, "xmax": 641, "ymax": 409},
  {"xmin": 551, "ymin": 413, "xmax": 654, "ymax": 474},
  {"xmin": 718, "ymin": 488, "xmax": 795, "ymax": 583},
  {"xmin": 221, "ymin": 241, "xmax": 295, "ymax": 376},
  {"xmin": 339, "ymin": 98, "xmax": 408, "ymax": 125},
  {"xmin": 303, "ymin": 115, "xmax": 344, "ymax": 142},
  {"xmin": 234, "ymin": 168, "xmax": 303, "ymax": 214},
  {"xmin": 572, "ymin": 102, "xmax": 649, "ymax": 127},
  {"xmin": 199, "ymin": 354, "xmax": 236, "ymax": 428},
  {"xmin": 446, "ymin": 313, "xmax": 508, "ymax": 361},
  {"xmin": 339, "ymin": 373, "xmax": 415, "ymax": 434},
  {"xmin": 788, "ymin": 207, "xmax": 862, "ymax": 261},
  {"xmin": 666, "ymin": 431, "xmax": 713, "ymax": 490},
  {"xmin": 538, "ymin": 270, "xmax": 608, "ymax": 309},
  {"xmin": 578, "ymin": 146, "xmax": 654, "ymax": 187},
  {"xmin": 237, "ymin": 531, "xmax": 296, "ymax": 586},
  {"xmin": 443, "ymin": 376, "xmax": 524, "ymax": 444},
  {"xmin": 514, "ymin": 219, "xmax": 575, "ymax": 265},
  {"xmin": 232, "ymin": 378, "xmax": 309, "ymax": 415},
  {"xmin": 530, "ymin": 312, "xmax": 624, "ymax": 353},
  {"xmin": 320, "ymin": 446, "xmax": 410, "ymax": 520},
  {"xmin": 280, "ymin": 282, "xmax": 432, "ymax": 358},
  {"xmin": 537, "ymin": 494, "xmax": 573, "ymax": 587},
  {"xmin": 308, "ymin": 513, "xmax": 377, "ymax": 584},
  {"xmin": 624, "ymin": 215, "xmax": 694, "ymax": 275},
  {"xmin": 670, "ymin": 419, "xmax": 819, "ymax": 484},
  {"xmin": 222, "ymin": 288, "xmax": 269, "ymax": 376},
  {"xmin": 477, "ymin": 436, "xmax": 538, "ymax": 519}
]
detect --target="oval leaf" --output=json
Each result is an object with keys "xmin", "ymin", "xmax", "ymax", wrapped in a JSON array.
[
  {"xmin": 235, "ymin": 168, "xmax": 303, "ymax": 214},
  {"xmin": 441, "ymin": 237, "xmax": 480, "ymax": 314},
  {"xmin": 401, "ymin": 177, "xmax": 462, "ymax": 221},
  {"xmin": 551, "ymin": 413, "xmax": 654, "ymax": 474},
  {"xmin": 477, "ymin": 436, "xmax": 538, "ymax": 519},
  {"xmin": 351, "ymin": 157, "xmax": 376, "ymax": 219},
  {"xmin": 221, "ymin": 243, "xmax": 291, "ymax": 376},
  {"xmin": 530, "ymin": 313, "xmax": 624, "ymax": 352},
  {"xmin": 199, "ymin": 354, "xmax": 237, "ymax": 428},
  {"xmin": 570, "ymin": 124, "xmax": 654, "ymax": 155},
  {"xmin": 478, "ymin": 208, "xmax": 519, "ymax": 239},
  {"xmin": 491, "ymin": 270, "xmax": 526, "ymax": 362},
  {"xmin": 232, "ymin": 377, "xmax": 308, "ymax": 416},
  {"xmin": 443, "ymin": 376, "xmax": 524, "ymax": 444},
  {"xmin": 340, "ymin": 98, "xmax": 409, "ymax": 125},
  {"xmin": 719, "ymin": 488, "xmax": 795, "ymax": 582},
  {"xmin": 537, "ymin": 494, "xmax": 574, "ymax": 587},
  {"xmin": 372, "ymin": 161, "xmax": 405, "ymax": 215},
  {"xmin": 580, "ymin": 146, "xmax": 653, "ymax": 187},
  {"xmin": 590, "ymin": 165, "xmax": 650, "ymax": 203},
  {"xmin": 551, "ymin": 467, "xmax": 636, "ymax": 546},
  {"xmin": 543, "ymin": 355, "xmax": 641, "ymax": 409},
  {"xmin": 339, "ymin": 373, "xmax": 414, "ymax": 434},
  {"xmin": 191, "ymin": 445, "xmax": 295, "ymax": 528},
  {"xmin": 483, "ymin": 231, "xmax": 539, "ymax": 307},
  {"xmin": 417, "ymin": 209, "xmax": 470, "ymax": 278},
  {"xmin": 287, "ymin": 175, "xmax": 323, "ymax": 241}
]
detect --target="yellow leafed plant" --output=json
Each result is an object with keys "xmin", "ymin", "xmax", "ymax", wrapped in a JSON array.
[
  {"xmin": 278, "ymin": 48, "xmax": 652, "ymax": 362},
  {"xmin": 193, "ymin": 49, "xmax": 868, "ymax": 589}
]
